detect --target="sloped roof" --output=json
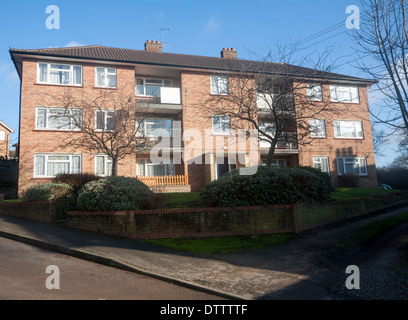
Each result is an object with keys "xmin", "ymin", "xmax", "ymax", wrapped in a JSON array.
[
  {"xmin": 0, "ymin": 120, "xmax": 14, "ymax": 133},
  {"xmin": 9, "ymin": 45, "xmax": 376, "ymax": 85}
]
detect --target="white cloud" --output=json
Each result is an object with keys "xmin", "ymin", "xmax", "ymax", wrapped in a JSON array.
[
  {"xmin": 64, "ymin": 41, "xmax": 86, "ymax": 47},
  {"xmin": 205, "ymin": 17, "xmax": 221, "ymax": 32}
]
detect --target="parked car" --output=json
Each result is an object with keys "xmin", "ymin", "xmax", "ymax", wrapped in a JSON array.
[{"xmin": 378, "ymin": 183, "xmax": 392, "ymax": 190}]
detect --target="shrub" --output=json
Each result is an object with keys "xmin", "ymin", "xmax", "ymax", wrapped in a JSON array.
[
  {"xmin": 53, "ymin": 173, "xmax": 102, "ymax": 196},
  {"xmin": 22, "ymin": 183, "xmax": 75, "ymax": 219},
  {"xmin": 76, "ymin": 176, "xmax": 155, "ymax": 211},
  {"xmin": 199, "ymin": 166, "xmax": 332, "ymax": 207}
]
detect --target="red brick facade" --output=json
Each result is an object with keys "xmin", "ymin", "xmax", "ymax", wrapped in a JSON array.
[{"xmin": 10, "ymin": 43, "xmax": 378, "ymax": 196}]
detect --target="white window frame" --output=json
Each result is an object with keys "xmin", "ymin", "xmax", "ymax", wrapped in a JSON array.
[
  {"xmin": 307, "ymin": 83, "xmax": 323, "ymax": 101},
  {"xmin": 313, "ymin": 156, "xmax": 330, "ymax": 175},
  {"xmin": 136, "ymin": 159, "xmax": 175, "ymax": 176},
  {"xmin": 210, "ymin": 76, "xmax": 229, "ymax": 95},
  {"xmin": 95, "ymin": 67, "xmax": 117, "ymax": 88},
  {"xmin": 135, "ymin": 78, "xmax": 172, "ymax": 97},
  {"xmin": 137, "ymin": 118, "xmax": 173, "ymax": 138},
  {"xmin": 95, "ymin": 155, "xmax": 113, "ymax": 177},
  {"xmin": 33, "ymin": 154, "xmax": 82, "ymax": 178},
  {"xmin": 0, "ymin": 131, "xmax": 5, "ymax": 141},
  {"xmin": 309, "ymin": 119, "xmax": 326, "ymax": 138},
  {"xmin": 35, "ymin": 107, "xmax": 82, "ymax": 131},
  {"xmin": 95, "ymin": 110, "xmax": 116, "ymax": 131},
  {"xmin": 37, "ymin": 62, "xmax": 82, "ymax": 86},
  {"xmin": 337, "ymin": 157, "xmax": 368, "ymax": 176},
  {"xmin": 334, "ymin": 120, "xmax": 364, "ymax": 139},
  {"xmin": 212, "ymin": 115, "xmax": 230, "ymax": 135},
  {"xmin": 330, "ymin": 85, "xmax": 359, "ymax": 103}
]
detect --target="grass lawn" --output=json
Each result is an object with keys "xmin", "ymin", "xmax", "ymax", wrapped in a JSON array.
[
  {"xmin": 141, "ymin": 233, "xmax": 296, "ymax": 255},
  {"xmin": 161, "ymin": 192, "xmax": 200, "ymax": 208},
  {"xmin": 3, "ymin": 199, "xmax": 23, "ymax": 203},
  {"xmin": 331, "ymin": 211, "xmax": 408, "ymax": 253},
  {"xmin": 330, "ymin": 187, "xmax": 398, "ymax": 200}
]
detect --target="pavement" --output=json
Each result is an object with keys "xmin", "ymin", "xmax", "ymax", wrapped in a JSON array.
[{"xmin": 1, "ymin": 203, "xmax": 408, "ymax": 300}]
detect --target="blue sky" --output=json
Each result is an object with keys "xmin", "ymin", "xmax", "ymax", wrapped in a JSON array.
[{"xmin": 0, "ymin": 0, "xmax": 402, "ymax": 166}]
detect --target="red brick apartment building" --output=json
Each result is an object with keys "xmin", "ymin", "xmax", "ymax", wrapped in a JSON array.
[
  {"xmin": 9, "ymin": 41, "xmax": 378, "ymax": 195},
  {"xmin": 0, "ymin": 121, "xmax": 14, "ymax": 159}
]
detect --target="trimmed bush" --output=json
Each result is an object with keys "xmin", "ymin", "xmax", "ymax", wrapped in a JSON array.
[
  {"xmin": 76, "ymin": 176, "xmax": 155, "ymax": 211},
  {"xmin": 199, "ymin": 166, "xmax": 332, "ymax": 207},
  {"xmin": 22, "ymin": 183, "xmax": 75, "ymax": 219},
  {"xmin": 53, "ymin": 173, "xmax": 102, "ymax": 196}
]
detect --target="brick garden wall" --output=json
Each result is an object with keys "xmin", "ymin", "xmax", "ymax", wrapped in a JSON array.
[
  {"xmin": 66, "ymin": 192, "xmax": 408, "ymax": 239},
  {"xmin": 0, "ymin": 200, "xmax": 56, "ymax": 223}
]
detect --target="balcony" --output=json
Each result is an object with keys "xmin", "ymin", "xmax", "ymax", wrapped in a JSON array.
[
  {"xmin": 136, "ymin": 86, "xmax": 182, "ymax": 114},
  {"xmin": 259, "ymin": 132, "xmax": 298, "ymax": 154}
]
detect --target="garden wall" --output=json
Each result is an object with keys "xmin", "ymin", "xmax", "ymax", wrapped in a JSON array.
[
  {"xmin": 67, "ymin": 193, "xmax": 408, "ymax": 239},
  {"xmin": 0, "ymin": 200, "xmax": 56, "ymax": 223}
]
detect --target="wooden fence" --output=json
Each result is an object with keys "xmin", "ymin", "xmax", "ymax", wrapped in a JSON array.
[{"xmin": 136, "ymin": 174, "xmax": 189, "ymax": 186}]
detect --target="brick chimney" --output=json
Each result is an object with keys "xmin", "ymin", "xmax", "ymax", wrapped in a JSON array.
[
  {"xmin": 145, "ymin": 40, "xmax": 163, "ymax": 53},
  {"xmin": 221, "ymin": 48, "xmax": 237, "ymax": 59}
]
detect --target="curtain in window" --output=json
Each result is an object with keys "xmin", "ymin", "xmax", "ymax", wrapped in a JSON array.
[
  {"xmin": 136, "ymin": 160, "xmax": 145, "ymax": 175},
  {"xmin": 95, "ymin": 156, "xmax": 105, "ymax": 175},
  {"xmin": 96, "ymin": 68, "xmax": 105, "ymax": 87},
  {"xmin": 35, "ymin": 155, "xmax": 45, "ymax": 176},
  {"xmin": 39, "ymin": 64, "xmax": 48, "ymax": 82},
  {"xmin": 71, "ymin": 156, "xmax": 81, "ymax": 174},
  {"xmin": 36, "ymin": 109, "xmax": 47, "ymax": 129},
  {"xmin": 73, "ymin": 66, "xmax": 82, "ymax": 85},
  {"xmin": 47, "ymin": 162, "xmax": 69, "ymax": 176}
]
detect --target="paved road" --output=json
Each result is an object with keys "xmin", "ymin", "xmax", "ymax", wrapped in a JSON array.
[{"xmin": 0, "ymin": 237, "xmax": 225, "ymax": 300}]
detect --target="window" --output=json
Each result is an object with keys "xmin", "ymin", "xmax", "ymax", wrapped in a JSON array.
[
  {"xmin": 34, "ymin": 154, "xmax": 81, "ymax": 177},
  {"xmin": 337, "ymin": 157, "xmax": 367, "ymax": 175},
  {"xmin": 310, "ymin": 119, "xmax": 326, "ymax": 138},
  {"xmin": 38, "ymin": 62, "xmax": 82, "ymax": 86},
  {"xmin": 330, "ymin": 85, "xmax": 359, "ymax": 103},
  {"xmin": 261, "ymin": 159, "xmax": 286, "ymax": 167},
  {"xmin": 307, "ymin": 83, "xmax": 323, "ymax": 101},
  {"xmin": 212, "ymin": 115, "xmax": 230, "ymax": 135},
  {"xmin": 0, "ymin": 131, "xmax": 5, "ymax": 141},
  {"xmin": 211, "ymin": 76, "xmax": 229, "ymax": 95},
  {"xmin": 95, "ymin": 67, "xmax": 117, "ymax": 88},
  {"xmin": 313, "ymin": 156, "xmax": 330, "ymax": 174},
  {"xmin": 137, "ymin": 118, "xmax": 173, "ymax": 137},
  {"xmin": 136, "ymin": 78, "xmax": 172, "ymax": 97},
  {"xmin": 95, "ymin": 110, "xmax": 115, "ymax": 131},
  {"xmin": 334, "ymin": 120, "xmax": 363, "ymax": 139},
  {"xmin": 95, "ymin": 155, "xmax": 113, "ymax": 176},
  {"xmin": 136, "ymin": 159, "xmax": 174, "ymax": 176},
  {"xmin": 36, "ymin": 107, "xmax": 81, "ymax": 131}
]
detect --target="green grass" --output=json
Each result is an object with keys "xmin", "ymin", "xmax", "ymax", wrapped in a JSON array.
[
  {"xmin": 142, "ymin": 233, "xmax": 296, "ymax": 255},
  {"xmin": 331, "ymin": 187, "xmax": 398, "ymax": 200},
  {"xmin": 331, "ymin": 211, "xmax": 408, "ymax": 253},
  {"xmin": 161, "ymin": 192, "xmax": 200, "ymax": 208},
  {"xmin": 3, "ymin": 199, "xmax": 23, "ymax": 203}
]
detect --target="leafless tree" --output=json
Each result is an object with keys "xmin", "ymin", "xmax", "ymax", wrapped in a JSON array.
[
  {"xmin": 352, "ymin": 0, "xmax": 408, "ymax": 133},
  {"xmin": 202, "ymin": 47, "xmax": 339, "ymax": 166},
  {"xmin": 41, "ymin": 85, "xmax": 155, "ymax": 176}
]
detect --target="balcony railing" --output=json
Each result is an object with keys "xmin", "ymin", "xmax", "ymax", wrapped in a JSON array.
[
  {"xmin": 259, "ymin": 132, "xmax": 298, "ymax": 151},
  {"xmin": 136, "ymin": 174, "xmax": 189, "ymax": 186},
  {"xmin": 136, "ymin": 87, "xmax": 181, "ymax": 105}
]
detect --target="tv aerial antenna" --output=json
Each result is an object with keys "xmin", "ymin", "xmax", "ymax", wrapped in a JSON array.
[{"xmin": 150, "ymin": 28, "xmax": 171, "ymax": 46}]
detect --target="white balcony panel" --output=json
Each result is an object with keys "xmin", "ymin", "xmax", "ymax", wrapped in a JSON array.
[
  {"xmin": 256, "ymin": 93, "xmax": 275, "ymax": 110},
  {"xmin": 160, "ymin": 87, "xmax": 181, "ymax": 105}
]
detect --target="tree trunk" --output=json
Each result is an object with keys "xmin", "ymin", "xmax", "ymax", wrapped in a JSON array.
[
  {"xmin": 112, "ymin": 159, "xmax": 118, "ymax": 176},
  {"xmin": 265, "ymin": 140, "xmax": 277, "ymax": 167}
]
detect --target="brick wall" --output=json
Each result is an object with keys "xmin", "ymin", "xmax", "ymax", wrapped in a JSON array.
[
  {"xmin": 18, "ymin": 59, "xmax": 136, "ymax": 195},
  {"xmin": 66, "ymin": 192, "xmax": 408, "ymax": 239},
  {"xmin": 0, "ymin": 200, "xmax": 56, "ymax": 223}
]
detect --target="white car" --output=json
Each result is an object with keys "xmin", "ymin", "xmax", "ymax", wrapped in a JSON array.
[{"xmin": 378, "ymin": 183, "xmax": 392, "ymax": 190}]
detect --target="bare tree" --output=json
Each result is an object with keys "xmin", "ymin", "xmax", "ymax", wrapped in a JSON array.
[
  {"xmin": 41, "ymin": 86, "xmax": 154, "ymax": 176},
  {"xmin": 352, "ymin": 0, "xmax": 408, "ymax": 133},
  {"xmin": 202, "ymin": 48, "xmax": 338, "ymax": 166}
]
